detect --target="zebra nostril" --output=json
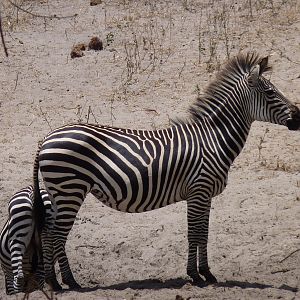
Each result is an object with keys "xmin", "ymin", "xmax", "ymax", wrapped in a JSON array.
[{"xmin": 291, "ymin": 106, "xmax": 300, "ymax": 118}]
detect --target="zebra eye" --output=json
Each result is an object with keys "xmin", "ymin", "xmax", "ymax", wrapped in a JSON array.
[{"xmin": 264, "ymin": 89, "xmax": 274, "ymax": 97}]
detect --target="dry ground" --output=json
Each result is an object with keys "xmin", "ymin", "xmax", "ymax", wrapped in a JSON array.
[{"xmin": 0, "ymin": 0, "xmax": 299, "ymax": 299}]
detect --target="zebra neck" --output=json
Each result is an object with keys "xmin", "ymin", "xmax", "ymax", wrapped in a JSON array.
[{"xmin": 190, "ymin": 101, "xmax": 252, "ymax": 165}]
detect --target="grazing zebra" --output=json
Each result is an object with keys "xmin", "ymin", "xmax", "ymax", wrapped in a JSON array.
[
  {"xmin": 33, "ymin": 52, "xmax": 300, "ymax": 290},
  {"xmin": 0, "ymin": 185, "xmax": 76, "ymax": 294},
  {"xmin": 0, "ymin": 186, "xmax": 49, "ymax": 294}
]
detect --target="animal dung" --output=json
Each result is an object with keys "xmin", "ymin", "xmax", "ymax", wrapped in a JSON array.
[
  {"xmin": 71, "ymin": 48, "xmax": 83, "ymax": 59},
  {"xmin": 75, "ymin": 43, "xmax": 87, "ymax": 51},
  {"xmin": 70, "ymin": 43, "xmax": 87, "ymax": 59},
  {"xmin": 70, "ymin": 37, "xmax": 103, "ymax": 59},
  {"xmin": 88, "ymin": 37, "xmax": 103, "ymax": 51}
]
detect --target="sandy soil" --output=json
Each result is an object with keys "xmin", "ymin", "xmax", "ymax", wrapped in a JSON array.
[{"xmin": 0, "ymin": 0, "xmax": 299, "ymax": 299}]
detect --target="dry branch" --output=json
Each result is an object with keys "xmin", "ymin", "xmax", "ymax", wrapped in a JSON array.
[
  {"xmin": 0, "ymin": 10, "xmax": 8, "ymax": 57},
  {"xmin": 279, "ymin": 249, "xmax": 300, "ymax": 263},
  {"xmin": 23, "ymin": 289, "xmax": 56, "ymax": 300},
  {"xmin": 39, "ymin": 106, "xmax": 52, "ymax": 131},
  {"xmin": 271, "ymin": 268, "xmax": 294, "ymax": 274},
  {"xmin": 7, "ymin": 0, "xmax": 78, "ymax": 20}
]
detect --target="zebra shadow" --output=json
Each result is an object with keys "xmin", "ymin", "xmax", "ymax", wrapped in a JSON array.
[
  {"xmin": 72, "ymin": 277, "xmax": 189, "ymax": 292},
  {"xmin": 60, "ymin": 278, "xmax": 298, "ymax": 293},
  {"xmin": 215, "ymin": 280, "xmax": 298, "ymax": 293}
]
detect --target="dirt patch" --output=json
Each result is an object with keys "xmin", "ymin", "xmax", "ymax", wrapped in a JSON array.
[{"xmin": 0, "ymin": 0, "xmax": 299, "ymax": 299}]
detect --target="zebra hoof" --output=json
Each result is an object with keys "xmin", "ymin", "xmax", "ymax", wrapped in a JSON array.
[
  {"xmin": 199, "ymin": 267, "xmax": 217, "ymax": 284},
  {"xmin": 206, "ymin": 274, "xmax": 217, "ymax": 284},
  {"xmin": 46, "ymin": 278, "xmax": 63, "ymax": 291},
  {"xmin": 187, "ymin": 270, "xmax": 206, "ymax": 287},
  {"xmin": 193, "ymin": 278, "xmax": 208, "ymax": 287},
  {"xmin": 62, "ymin": 276, "xmax": 82, "ymax": 290},
  {"xmin": 67, "ymin": 281, "xmax": 82, "ymax": 290}
]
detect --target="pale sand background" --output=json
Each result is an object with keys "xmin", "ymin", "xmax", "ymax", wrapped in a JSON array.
[{"xmin": 0, "ymin": 1, "xmax": 299, "ymax": 299}]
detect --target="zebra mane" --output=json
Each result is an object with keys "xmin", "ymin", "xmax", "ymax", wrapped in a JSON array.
[{"xmin": 188, "ymin": 52, "xmax": 272, "ymax": 121}]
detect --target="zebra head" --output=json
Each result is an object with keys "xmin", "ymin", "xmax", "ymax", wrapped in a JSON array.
[{"xmin": 247, "ymin": 55, "xmax": 300, "ymax": 130}]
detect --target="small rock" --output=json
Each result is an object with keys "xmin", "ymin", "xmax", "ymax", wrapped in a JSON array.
[{"xmin": 90, "ymin": 0, "xmax": 102, "ymax": 6}]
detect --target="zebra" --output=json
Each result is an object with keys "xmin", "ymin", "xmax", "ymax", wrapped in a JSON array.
[
  {"xmin": 0, "ymin": 186, "xmax": 48, "ymax": 294},
  {"xmin": 0, "ymin": 185, "xmax": 77, "ymax": 294},
  {"xmin": 32, "ymin": 52, "xmax": 300, "ymax": 290}
]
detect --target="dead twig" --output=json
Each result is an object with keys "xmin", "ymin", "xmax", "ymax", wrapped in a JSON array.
[
  {"xmin": 22, "ymin": 276, "xmax": 56, "ymax": 300},
  {"xmin": 14, "ymin": 72, "xmax": 19, "ymax": 91},
  {"xmin": 0, "ymin": 10, "xmax": 8, "ymax": 57},
  {"xmin": 39, "ymin": 105, "xmax": 52, "ymax": 131},
  {"xmin": 258, "ymin": 127, "xmax": 269, "ymax": 160},
  {"xmin": 75, "ymin": 244, "xmax": 102, "ymax": 250},
  {"xmin": 110, "ymin": 92, "xmax": 116, "ymax": 126},
  {"xmin": 144, "ymin": 108, "xmax": 159, "ymax": 115},
  {"xmin": 178, "ymin": 57, "xmax": 186, "ymax": 79},
  {"xmin": 86, "ymin": 105, "xmax": 98, "ymax": 124},
  {"xmin": 22, "ymin": 293, "xmax": 30, "ymax": 300},
  {"xmin": 271, "ymin": 268, "xmax": 294, "ymax": 274},
  {"xmin": 23, "ymin": 289, "xmax": 55, "ymax": 300},
  {"xmin": 7, "ymin": 0, "xmax": 78, "ymax": 20},
  {"xmin": 279, "ymin": 249, "xmax": 300, "ymax": 263}
]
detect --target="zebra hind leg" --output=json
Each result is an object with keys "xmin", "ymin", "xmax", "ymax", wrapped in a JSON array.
[
  {"xmin": 52, "ymin": 221, "xmax": 81, "ymax": 289},
  {"xmin": 56, "ymin": 243, "xmax": 81, "ymax": 289},
  {"xmin": 45, "ymin": 266, "xmax": 63, "ymax": 291},
  {"xmin": 42, "ymin": 234, "xmax": 80, "ymax": 290},
  {"xmin": 41, "ymin": 231, "xmax": 63, "ymax": 291}
]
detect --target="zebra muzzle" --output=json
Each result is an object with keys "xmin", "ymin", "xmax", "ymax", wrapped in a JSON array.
[{"xmin": 286, "ymin": 106, "xmax": 300, "ymax": 130}]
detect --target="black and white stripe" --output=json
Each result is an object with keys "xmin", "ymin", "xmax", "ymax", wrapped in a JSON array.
[
  {"xmin": 0, "ymin": 185, "xmax": 81, "ymax": 294},
  {"xmin": 0, "ymin": 186, "xmax": 52, "ymax": 294},
  {"xmin": 33, "ymin": 52, "xmax": 300, "ymax": 289}
]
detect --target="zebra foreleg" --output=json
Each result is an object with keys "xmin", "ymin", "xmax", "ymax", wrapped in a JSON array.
[
  {"xmin": 197, "ymin": 206, "xmax": 217, "ymax": 284},
  {"xmin": 4, "ymin": 273, "xmax": 15, "ymax": 295},
  {"xmin": 9, "ymin": 228, "xmax": 33, "ymax": 292},
  {"xmin": 186, "ymin": 242, "xmax": 206, "ymax": 286},
  {"xmin": 186, "ymin": 202, "xmax": 217, "ymax": 286},
  {"xmin": 11, "ymin": 255, "xmax": 24, "ymax": 292}
]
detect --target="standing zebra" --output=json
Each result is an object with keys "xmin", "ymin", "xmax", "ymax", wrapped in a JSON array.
[{"xmin": 33, "ymin": 52, "xmax": 300, "ymax": 290}]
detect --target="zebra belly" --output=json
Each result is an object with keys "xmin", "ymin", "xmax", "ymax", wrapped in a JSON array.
[{"xmin": 90, "ymin": 177, "xmax": 184, "ymax": 213}]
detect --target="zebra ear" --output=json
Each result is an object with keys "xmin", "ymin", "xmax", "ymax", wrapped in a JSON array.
[
  {"xmin": 248, "ymin": 64, "xmax": 260, "ymax": 87},
  {"xmin": 259, "ymin": 56, "xmax": 269, "ymax": 75}
]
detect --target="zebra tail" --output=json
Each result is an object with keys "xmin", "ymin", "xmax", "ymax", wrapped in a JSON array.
[
  {"xmin": 33, "ymin": 141, "xmax": 46, "ymax": 234},
  {"xmin": 30, "ymin": 141, "xmax": 46, "ymax": 274}
]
